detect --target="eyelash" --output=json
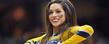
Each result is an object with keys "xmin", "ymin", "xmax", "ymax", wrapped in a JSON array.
[
  {"xmin": 49, "ymin": 10, "xmax": 61, "ymax": 15},
  {"xmin": 56, "ymin": 10, "xmax": 61, "ymax": 13},
  {"xmin": 49, "ymin": 11, "xmax": 53, "ymax": 15}
]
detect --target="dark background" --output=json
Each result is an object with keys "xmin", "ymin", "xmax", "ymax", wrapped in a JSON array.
[{"xmin": 0, "ymin": 0, "xmax": 109, "ymax": 44}]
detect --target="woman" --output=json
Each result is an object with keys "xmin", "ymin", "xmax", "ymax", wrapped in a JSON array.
[{"xmin": 25, "ymin": 0, "xmax": 94, "ymax": 44}]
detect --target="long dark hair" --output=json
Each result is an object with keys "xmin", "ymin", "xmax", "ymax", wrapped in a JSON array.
[{"xmin": 41, "ymin": 0, "xmax": 77, "ymax": 44}]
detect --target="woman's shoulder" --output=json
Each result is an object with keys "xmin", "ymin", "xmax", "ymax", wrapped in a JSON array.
[
  {"xmin": 24, "ymin": 34, "xmax": 46, "ymax": 44},
  {"xmin": 61, "ymin": 25, "xmax": 94, "ymax": 41}
]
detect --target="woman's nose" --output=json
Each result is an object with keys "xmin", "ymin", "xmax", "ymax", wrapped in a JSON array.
[
  {"xmin": 52, "ymin": 12, "xmax": 57, "ymax": 16},
  {"xmin": 51, "ymin": 13, "xmax": 59, "ymax": 19}
]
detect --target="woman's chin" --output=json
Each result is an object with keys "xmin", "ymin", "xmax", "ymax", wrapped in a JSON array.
[{"xmin": 52, "ymin": 24, "xmax": 60, "ymax": 28}]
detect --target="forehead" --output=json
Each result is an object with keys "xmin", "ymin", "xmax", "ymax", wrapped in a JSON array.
[{"xmin": 49, "ymin": 3, "xmax": 63, "ymax": 10}]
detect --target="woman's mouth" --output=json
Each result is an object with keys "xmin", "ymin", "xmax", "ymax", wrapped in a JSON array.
[
  {"xmin": 51, "ymin": 16, "xmax": 60, "ymax": 23},
  {"xmin": 52, "ymin": 19, "xmax": 59, "ymax": 23}
]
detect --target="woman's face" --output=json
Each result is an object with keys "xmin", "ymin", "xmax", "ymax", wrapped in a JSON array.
[{"xmin": 49, "ymin": 3, "xmax": 66, "ymax": 27}]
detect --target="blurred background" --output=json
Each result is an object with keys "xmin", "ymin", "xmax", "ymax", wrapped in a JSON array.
[{"xmin": 0, "ymin": 0, "xmax": 109, "ymax": 44}]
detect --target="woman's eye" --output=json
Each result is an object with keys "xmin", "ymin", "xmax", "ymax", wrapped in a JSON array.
[
  {"xmin": 56, "ymin": 10, "xmax": 61, "ymax": 13},
  {"xmin": 49, "ymin": 11, "xmax": 53, "ymax": 15}
]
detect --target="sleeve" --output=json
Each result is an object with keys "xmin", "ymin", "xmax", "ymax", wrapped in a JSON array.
[
  {"xmin": 24, "ymin": 34, "xmax": 46, "ymax": 44},
  {"xmin": 24, "ymin": 37, "xmax": 41, "ymax": 44},
  {"xmin": 24, "ymin": 40, "xmax": 37, "ymax": 44},
  {"xmin": 62, "ymin": 25, "xmax": 94, "ymax": 44}
]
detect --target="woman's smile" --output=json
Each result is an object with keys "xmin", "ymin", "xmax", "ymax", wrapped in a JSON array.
[{"xmin": 52, "ymin": 16, "xmax": 60, "ymax": 22}]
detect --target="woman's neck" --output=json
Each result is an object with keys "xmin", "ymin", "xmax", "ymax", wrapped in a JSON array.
[
  {"xmin": 53, "ymin": 25, "xmax": 64, "ymax": 34},
  {"xmin": 53, "ymin": 27, "xmax": 59, "ymax": 34}
]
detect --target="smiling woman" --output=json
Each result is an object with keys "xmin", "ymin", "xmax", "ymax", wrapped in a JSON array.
[
  {"xmin": 24, "ymin": 0, "xmax": 94, "ymax": 44},
  {"xmin": 49, "ymin": 3, "xmax": 66, "ymax": 30}
]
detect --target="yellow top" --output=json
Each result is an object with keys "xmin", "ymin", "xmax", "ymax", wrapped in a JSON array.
[{"xmin": 24, "ymin": 25, "xmax": 94, "ymax": 44}]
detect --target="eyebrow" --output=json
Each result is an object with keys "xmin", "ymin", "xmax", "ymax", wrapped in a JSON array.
[{"xmin": 49, "ymin": 7, "xmax": 63, "ymax": 12}]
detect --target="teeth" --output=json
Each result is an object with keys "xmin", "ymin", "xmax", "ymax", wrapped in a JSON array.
[{"xmin": 53, "ymin": 19, "xmax": 58, "ymax": 22}]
